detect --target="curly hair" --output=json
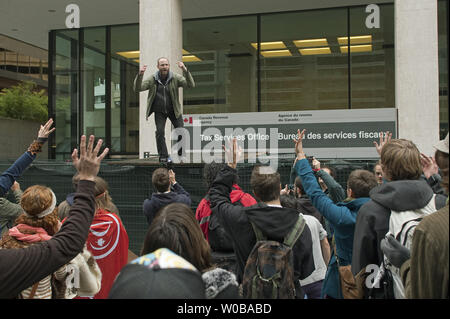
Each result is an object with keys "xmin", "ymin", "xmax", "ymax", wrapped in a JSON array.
[{"xmin": 0, "ymin": 185, "xmax": 60, "ymax": 249}]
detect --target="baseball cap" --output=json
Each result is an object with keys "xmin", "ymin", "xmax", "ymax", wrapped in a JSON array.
[
  {"xmin": 108, "ymin": 248, "xmax": 206, "ymax": 299},
  {"xmin": 434, "ymin": 133, "xmax": 449, "ymax": 154}
]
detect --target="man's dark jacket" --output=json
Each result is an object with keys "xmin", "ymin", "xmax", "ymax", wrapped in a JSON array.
[{"xmin": 143, "ymin": 183, "xmax": 191, "ymax": 226}]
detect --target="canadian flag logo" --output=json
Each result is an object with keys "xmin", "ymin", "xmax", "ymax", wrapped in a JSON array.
[{"xmin": 183, "ymin": 116, "xmax": 193, "ymax": 124}]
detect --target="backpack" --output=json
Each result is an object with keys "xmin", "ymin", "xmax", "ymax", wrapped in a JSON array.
[
  {"xmin": 376, "ymin": 194, "xmax": 437, "ymax": 299},
  {"xmin": 242, "ymin": 215, "xmax": 306, "ymax": 299}
]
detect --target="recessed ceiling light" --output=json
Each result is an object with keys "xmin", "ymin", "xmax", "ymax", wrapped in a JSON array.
[
  {"xmin": 294, "ymin": 38, "xmax": 328, "ymax": 48},
  {"xmin": 116, "ymin": 50, "xmax": 140, "ymax": 59},
  {"xmin": 182, "ymin": 55, "xmax": 201, "ymax": 62},
  {"xmin": 251, "ymin": 41, "xmax": 286, "ymax": 50},
  {"xmin": 337, "ymin": 35, "xmax": 372, "ymax": 45},
  {"xmin": 340, "ymin": 44, "xmax": 372, "ymax": 53},
  {"xmin": 260, "ymin": 50, "xmax": 292, "ymax": 58},
  {"xmin": 299, "ymin": 47, "xmax": 331, "ymax": 55}
]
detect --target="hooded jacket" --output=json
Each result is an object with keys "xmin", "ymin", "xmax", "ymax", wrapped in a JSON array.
[
  {"xmin": 196, "ymin": 184, "xmax": 257, "ymax": 251},
  {"xmin": 143, "ymin": 182, "xmax": 191, "ymax": 226},
  {"xmin": 351, "ymin": 179, "xmax": 445, "ymax": 282},
  {"xmin": 134, "ymin": 69, "xmax": 195, "ymax": 120},
  {"xmin": 209, "ymin": 165, "xmax": 315, "ymax": 288}
]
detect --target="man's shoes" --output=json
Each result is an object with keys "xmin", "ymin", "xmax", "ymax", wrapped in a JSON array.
[{"xmin": 159, "ymin": 156, "xmax": 168, "ymax": 163}]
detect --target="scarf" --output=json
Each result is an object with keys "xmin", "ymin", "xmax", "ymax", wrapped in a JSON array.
[{"xmin": 8, "ymin": 224, "xmax": 52, "ymax": 243}]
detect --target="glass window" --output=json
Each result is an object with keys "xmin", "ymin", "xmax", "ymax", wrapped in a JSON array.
[
  {"xmin": 83, "ymin": 27, "xmax": 106, "ymax": 140},
  {"xmin": 260, "ymin": 9, "xmax": 348, "ymax": 112},
  {"xmin": 349, "ymin": 4, "xmax": 394, "ymax": 109},
  {"xmin": 438, "ymin": 0, "xmax": 448, "ymax": 139},
  {"xmin": 0, "ymin": 48, "xmax": 5, "ymax": 70},
  {"xmin": 5, "ymin": 50, "xmax": 17, "ymax": 72},
  {"xmin": 183, "ymin": 16, "xmax": 258, "ymax": 114},
  {"xmin": 17, "ymin": 54, "xmax": 30, "ymax": 74},
  {"xmin": 54, "ymin": 30, "xmax": 79, "ymax": 160},
  {"xmin": 111, "ymin": 24, "xmax": 140, "ymax": 154}
]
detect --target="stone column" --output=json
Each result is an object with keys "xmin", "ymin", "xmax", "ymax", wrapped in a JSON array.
[
  {"xmin": 139, "ymin": 0, "xmax": 183, "ymax": 158},
  {"xmin": 395, "ymin": 0, "xmax": 439, "ymax": 155}
]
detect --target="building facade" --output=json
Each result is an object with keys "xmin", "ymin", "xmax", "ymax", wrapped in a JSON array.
[{"xmin": 1, "ymin": 0, "xmax": 447, "ymax": 159}]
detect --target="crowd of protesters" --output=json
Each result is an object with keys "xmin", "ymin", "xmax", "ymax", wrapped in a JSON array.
[{"xmin": 0, "ymin": 118, "xmax": 448, "ymax": 300}]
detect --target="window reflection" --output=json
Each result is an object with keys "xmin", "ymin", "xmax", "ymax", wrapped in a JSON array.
[{"xmin": 260, "ymin": 9, "xmax": 349, "ymax": 112}]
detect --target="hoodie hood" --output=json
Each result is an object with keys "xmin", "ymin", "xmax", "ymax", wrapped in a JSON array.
[
  {"xmin": 154, "ymin": 71, "xmax": 173, "ymax": 84},
  {"xmin": 369, "ymin": 179, "xmax": 434, "ymax": 211},
  {"xmin": 149, "ymin": 191, "xmax": 180, "ymax": 206},
  {"xmin": 244, "ymin": 203, "xmax": 299, "ymax": 240}
]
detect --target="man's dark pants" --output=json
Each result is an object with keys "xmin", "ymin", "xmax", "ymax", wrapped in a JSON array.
[{"xmin": 154, "ymin": 111, "xmax": 184, "ymax": 159}]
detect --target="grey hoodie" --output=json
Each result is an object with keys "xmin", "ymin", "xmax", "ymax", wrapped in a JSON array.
[{"xmin": 352, "ymin": 179, "xmax": 444, "ymax": 277}]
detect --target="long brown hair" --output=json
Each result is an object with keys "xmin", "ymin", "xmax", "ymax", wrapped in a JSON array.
[
  {"xmin": 0, "ymin": 185, "xmax": 60, "ymax": 249},
  {"xmin": 93, "ymin": 176, "xmax": 113, "ymax": 211},
  {"xmin": 141, "ymin": 203, "xmax": 212, "ymax": 272}
]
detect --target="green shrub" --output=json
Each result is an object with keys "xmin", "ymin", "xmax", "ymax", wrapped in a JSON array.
[{"xmin": 0, "ymin": 81, "xmax": 48, "ymax": 122}]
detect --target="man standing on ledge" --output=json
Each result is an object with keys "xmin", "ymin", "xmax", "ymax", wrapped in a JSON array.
[{"xmin": 134, "ymin": 57, "xmax": 195, "ymax": 162}]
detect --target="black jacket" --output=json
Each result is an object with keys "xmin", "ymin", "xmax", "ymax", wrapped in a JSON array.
[
  {"xmin": 0, "ymin": 180, "xmax": 96, "ymax": 298},
  {"xmin": 209, "ymin": 166, "xmax": 315, "ymax": 286},
  {"xmin": 143, "ymin": 183, "xmax": 191, "ymax": 226}
]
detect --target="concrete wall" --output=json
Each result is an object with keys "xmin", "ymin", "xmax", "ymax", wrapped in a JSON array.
[
  {"xmin": 395, "ymin": 0, "xmax": 440, "ymax": 156},
  {"xmin": 0, "ymin": 117, "xmax": 49, "ymax": 160}
]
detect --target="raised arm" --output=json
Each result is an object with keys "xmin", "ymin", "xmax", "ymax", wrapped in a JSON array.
[
  {"xmin": 293, "ymin": 129, "xmax": 355, "ymax": 226},
  {"xmin": 313, "ymin": 158, "xmax": 346, "ymax": 203},
  {"xmin": 169, "ymin": 170, "xmax": 191, "ymax": 206},
  {"xmin": 0, "ymin": 119, "xmax": 55, "ymax": 196},
  {"xmin": 0, "ymin": 135, "xmax": 109, "ymax": 298},
  {"xmin": 176, "ymin": 61, "xmax": 195, "ymax": 89},
  {"xmin": 133, "ymin": 64, "xmax": 153, "ymax": 92}
]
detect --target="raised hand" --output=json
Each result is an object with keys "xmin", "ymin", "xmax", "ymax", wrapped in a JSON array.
[
  {"xmin": 374, "ymin": 131, "xmax": 392, "ymax": 156},
  {"xmin": 139, "ymin": 65, "xmax": 147, "ymax": 75},
  {"xmin": 10, "ymin": 181, "xmax": 20, "ymax": 192},
  {"xmin": 312, "ymin": 157, "xmax": 321, "ymax": 170},
  {"xmin": 223, "ymin": 137, "xmax": 242, "ymax": 169},
  {"xmin": 71, "ymin": 135, "xmax": 109, "ymax": 181},
  {"xmin": 38, "ymin": 118, "xmax": 55, "ymax": 139},
  {"xmin": 176, "ymin": 61, "xmax": 187, "ymax": 72},
  {"xmin": 169, "ymin": 169, "xmax": 176, "ymax": 184},
  {"xmin": 280, "ymin": 184, "xmax": 290, "ymax": 196},
  {"xmin": 420, "ymin": 153, "xmax": 439, "ymax": 179},
  {"xmin": 292, "ymin": 129, "xmax": 307, "ymax": 160}
]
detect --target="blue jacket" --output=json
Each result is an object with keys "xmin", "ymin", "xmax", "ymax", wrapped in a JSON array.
[
  {"xmin": 295, "ymin": 159, "xmax": 370, "ymax": 299},
  {"xmin": 143, "ymin": 183, "xmax": 191, "ymax": 226},
  {"xmin": 0, "ymin": 151, "xmax": 35, "ymax": 197}
]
